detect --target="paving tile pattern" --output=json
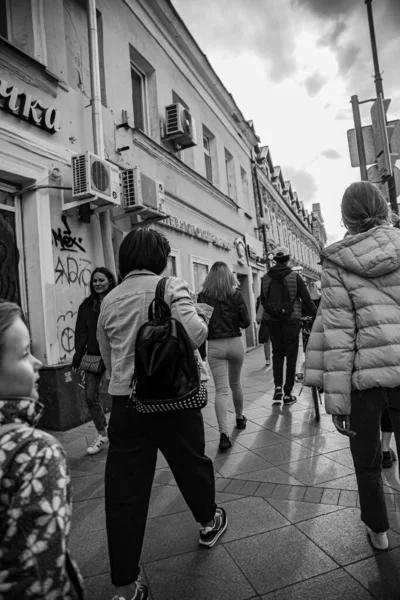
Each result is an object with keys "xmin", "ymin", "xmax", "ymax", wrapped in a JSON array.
[{"xmin": 48, "ymin": 346, "xmax": 400, "ymax": 600}]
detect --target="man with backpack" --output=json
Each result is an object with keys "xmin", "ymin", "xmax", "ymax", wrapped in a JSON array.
[{"xmin": 261, "ymin": 246, "xmax": 317, "ymax": 405}]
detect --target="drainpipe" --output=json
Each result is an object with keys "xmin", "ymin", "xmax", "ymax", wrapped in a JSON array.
[
  {"xmin": 87, "ymin": 0, "xmax": 116, "ymax": 277},
  {"xmin": 252, "ymin": 155, "xmax": 269, "ymax": 268}
]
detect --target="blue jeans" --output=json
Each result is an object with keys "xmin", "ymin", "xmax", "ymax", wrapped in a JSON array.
[{"xmin": 349, "ymin": 386, "xmax": 400, "ymax": 532}]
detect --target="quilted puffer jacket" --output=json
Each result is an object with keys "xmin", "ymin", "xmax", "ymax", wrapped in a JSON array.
[{"xmin": 304, "ymin": 225, "xmax": 400, "ymax": 416}]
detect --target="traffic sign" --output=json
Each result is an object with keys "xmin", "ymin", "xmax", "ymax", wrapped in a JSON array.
[
  {"xmin": 347, "ymin": 125, "xmax": 376, "ymax": 167},
  {"xmin": 367, "ymin": 164, "xmax": 400, "ymax": 202}
]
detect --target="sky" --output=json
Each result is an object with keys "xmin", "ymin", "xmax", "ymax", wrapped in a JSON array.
[{"xmin": 171, "ymin": 0, "xmax": 400, "ymax": 244}]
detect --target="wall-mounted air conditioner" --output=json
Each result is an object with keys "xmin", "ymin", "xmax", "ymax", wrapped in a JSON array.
[
  {"xmin": 71, "ymin": 151, "xmax": 121, "ymax": 208},
  {"xmin": 121, "ymin": 167, "xmax": 166, "ymax": 218},
  {"xmin": 163, "ymin": 103, "xmax": 197, "ymax": 149}
]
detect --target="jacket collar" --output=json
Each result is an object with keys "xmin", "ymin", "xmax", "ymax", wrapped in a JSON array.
[
  {"xmin": 0, "ymin": 396, "xmax": 44, "ymax": 427},
  {"xmin": 123, "ymin": 269, "xmax": 158, "ymax": 282}
]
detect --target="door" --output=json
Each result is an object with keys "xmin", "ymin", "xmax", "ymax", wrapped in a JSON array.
[{"xmin": 0, "ymin": 181, "xmax": 26, "ymax": 309}]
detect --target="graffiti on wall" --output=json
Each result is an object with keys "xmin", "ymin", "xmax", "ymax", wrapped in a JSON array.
[{"xmin": 52, "ymin": 215, "xmax": 93, "ymax": 362}]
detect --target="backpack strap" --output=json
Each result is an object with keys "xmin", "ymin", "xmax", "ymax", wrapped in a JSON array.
[{"xmin": 155, "ymin": 277, "xmax": 168, "ymax": 300}]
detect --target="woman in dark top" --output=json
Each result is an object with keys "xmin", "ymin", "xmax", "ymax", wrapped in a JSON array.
[
  {"xmin": 198, "ymin": 262, "xmax": 250, "ymax": 450},
  {"xmin": 72, "ymin": 267, "xmax": 116, "ymax": 455}
]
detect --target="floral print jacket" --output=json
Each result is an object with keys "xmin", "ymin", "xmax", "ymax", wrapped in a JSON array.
[{"xmin": 0, "ymin": 397, "xmax": 85, "ymax": 599}]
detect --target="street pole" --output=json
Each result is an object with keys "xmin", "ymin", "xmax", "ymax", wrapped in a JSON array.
[
  {"xmin": 351, "ymin": 95, "xmax": 368, "ymax": 181},
  {"xmin": 365, "ymin": 0, "xmax": 398, "ymax": 217}
]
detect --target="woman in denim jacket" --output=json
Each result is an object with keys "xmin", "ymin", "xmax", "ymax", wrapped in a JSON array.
[{"xmin": 97, "ymin": 228, "xmax": 227, "ymax": 600}]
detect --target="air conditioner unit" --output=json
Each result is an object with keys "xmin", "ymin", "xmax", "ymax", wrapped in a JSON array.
[
  {"xmin": 121, "ymin": 167, "xmax": 166, "ymax": 218},
  {"xmin": 164, "ymin": 103, "xmax": 197, "ymax": 149},
  {"xmin": 71, "ymin": 151, "xmax": 121, "ymax": 207}
]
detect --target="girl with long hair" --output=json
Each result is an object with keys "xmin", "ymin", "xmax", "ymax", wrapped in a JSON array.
[
  {"xmin": 198, "ymin": 262, "xmax": 250, "ymax": 450},
  {"xmin": 305, "ymin": 181, "xmax": 400, "ymax": 551},
  {"xmin": 72, "ymin": 267, "xmax": 116, "ymax": 455}
]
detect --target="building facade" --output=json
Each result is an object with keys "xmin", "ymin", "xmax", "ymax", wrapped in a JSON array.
[
  {"xmin": 254, "ymin": 146, "xmax": 325, "ymax": 282},
  {"xmin": 0, "ymin": 0, "xmax": 270, "ymax": 427}
]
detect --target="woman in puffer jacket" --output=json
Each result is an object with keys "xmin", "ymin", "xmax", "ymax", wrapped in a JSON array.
[{"xmin": 305, "ymin": 181, "xmax": 400, "ymax": 552}]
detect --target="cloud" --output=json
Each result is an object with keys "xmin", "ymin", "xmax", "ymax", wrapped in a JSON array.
[
  {"xmin": 292, "ymin": 0, "xmax": 357, "ymax": 19},
  {"xmin": 281, "ymin": 166, "xmax": 318, "ymax": 206},
  {"xmin": 334, "ymin": 108, "xmax": 352, "ymax": 121},
  {"xmin": 303, "ymin": 72, "xmax": 328, "ymax": 97},
  {"xmin": 321, "ymin": 149, "xmax": 341, "ymax": 160}
]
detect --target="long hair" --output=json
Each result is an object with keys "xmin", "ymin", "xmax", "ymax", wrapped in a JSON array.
[
  {"xmin": 0, "ymin": 300, "xmax": 23, "ymax": 363},
  {"xmin": 89, "ymin": 267, "xmax": 116, "ymax": 312},
  {"xmin": 201, "ymin": 262, "xmax": 237, "ymax": 301},
  {"xmin": 341, "ymin": 181, "xmax": 391, "ymax": 234}
]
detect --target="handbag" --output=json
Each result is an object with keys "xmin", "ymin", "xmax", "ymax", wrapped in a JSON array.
[{"xmin": 79, "ymin": 353, "xmax": 104, "ymax": 374}]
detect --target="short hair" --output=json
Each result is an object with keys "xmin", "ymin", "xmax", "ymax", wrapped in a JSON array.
[
  {"xmin": 0, "ymin": 300, "xmax": 23, "ymax": 364},
  {"xmin": 119, "ymin": 228, "xmax": 171, "ymax": 278},
  {"xmin": 89, "ymin": 267, "xmax": 116, "ymax": 299},
  {"xmin": 201, "ymin": 261, "xmax": 237, "ymax": 301},
  {"xmin": 341, "ymin": 181, "xmax": 390, "ymax": 234}
]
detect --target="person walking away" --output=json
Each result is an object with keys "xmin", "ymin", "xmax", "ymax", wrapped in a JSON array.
[
  {"xmin": 98, "ymin": 229, "xmax": 227, "ymax": 600},
  {"xmin": 261, "ymin": 247, "xmax": 316, "ymax": 406},
  {"xmin": 256, "ymin": 295, "xmax": 271, "ymax": 366},
  {"xmin": 0, "ymin": 301, "xmax": 86, "ymax": 599},
  {"xmin": 72, "ymin": 267, "xmax": 116, "ymax": 455},
  {"xmin": 305, "ymin": 181, "xmax": 400, "ymax": 551},
  {"xmin": 381, "ymin": 409, "xmax": 397, "ymax": 468},
  {"xmin": 307, "ymin": 281, "xmax": 321, "ymax": 310},
  {"xmin": 197, "ymin": 262, "xmax": 250, "ymax": 450}
]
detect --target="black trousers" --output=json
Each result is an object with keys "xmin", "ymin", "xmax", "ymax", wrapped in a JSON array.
[
  {"xmin": 268, "ymin": 321, "xmax": 300, "ymax": 396},
  {"xmin": 349, "ymin": 386, "xmax": 400, "ymax": 533},
  {"xmin": 105, "ymin": 396, "xmax": 217, "ymax": 586}
]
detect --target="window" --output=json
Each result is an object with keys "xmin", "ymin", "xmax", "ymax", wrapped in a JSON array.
[
  {"xmin": 0, "ymin": 0, "xmax": 10, "ymax": 39},
  {"xmin": 0, "ymin": 0, "xmax": 45, "ymax": 62},
  {"xmin": 224, "ymin": 148, "xmax": 236, "ymax": 200},
  {"xmin": 203, "ymin": 134, "xmax": 212, "ymax": 183},
  {"xmin": 166, "ymin": 256, "xmax": 177, "ymax": 277},
  {"xmin": 190, "ymin": 255, "xmax": 211, "ymax": 294},
  {"xmin": 131, "ymin": 64, "xmax": 147, "ymax": 132}
]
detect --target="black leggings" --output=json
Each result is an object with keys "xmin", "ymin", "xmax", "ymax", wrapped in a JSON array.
[{"xmin": 381, "ymin": 408, "xmax": 393, "ymax": 433}]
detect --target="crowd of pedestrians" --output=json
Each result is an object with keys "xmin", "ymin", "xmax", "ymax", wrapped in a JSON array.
[{"xmin": 1, "ymin": 181, "xmax": 400, "ymax": 597}]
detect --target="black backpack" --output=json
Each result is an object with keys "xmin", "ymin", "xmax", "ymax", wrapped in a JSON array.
[
  {"xmin": 131, "ymin": 277, "xmax": 207, "ymax": 413},
  {"xmin": 263, "ymin": 273, "xmax": 297, "ymax": 320}
]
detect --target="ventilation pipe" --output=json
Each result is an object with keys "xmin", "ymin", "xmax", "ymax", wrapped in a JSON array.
[{"xmin": 86, "ymin": 0, "xmax": 116, "ymax": 277}]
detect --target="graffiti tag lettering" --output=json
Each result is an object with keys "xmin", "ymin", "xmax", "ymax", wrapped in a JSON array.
[
  {"xmin": 54, "ymin": 256, "xmax": 92, "ymax": 287},
  {"xmin": 52, "ymin": 215, "xmax": 86, "ymax": 253}
]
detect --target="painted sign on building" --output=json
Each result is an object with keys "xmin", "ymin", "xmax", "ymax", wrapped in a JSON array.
[{"xmin": 161, "ymin": 214, "xmax": 231, "ymax": 250}]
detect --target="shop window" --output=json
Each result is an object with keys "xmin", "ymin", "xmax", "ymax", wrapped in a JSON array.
[
  {"xmin": 191, "ymin": 257, "xmax": 211, "ymax": 294},
  {"xmin": 224, "ymin": 148, "xmax": 237, "ymax": 200}
]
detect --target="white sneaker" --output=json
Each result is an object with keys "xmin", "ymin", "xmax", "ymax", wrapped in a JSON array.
[
  {"xmin": 366, "ymin": 525, "xmax": 389, "ymax": 550},
  {"xmin": 87, "ymin": 434, "xmax": 108, "ymax": 455}
]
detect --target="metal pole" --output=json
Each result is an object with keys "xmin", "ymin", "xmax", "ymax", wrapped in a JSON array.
[
  {"xmin": 351, "ymin": 95, "xmax": 368, "ymax": 181},
  {"xmin": 87, "ymin": 0, "xmax": 117, "ymax": 274},
  {"xmin": 252, "ymin": 162, "xmax": 269, "ymax": 267},
  {"xmin": 365, "ymin": 0, "xmax": 398, "ymax": 217}
]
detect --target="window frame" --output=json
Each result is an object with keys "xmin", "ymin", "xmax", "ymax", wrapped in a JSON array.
[
  {"xmin": 0, "ymin": 0, "xmax": 11, "ymax": 40},
  {"xmin": 203, "ymin": 134, "xmax": 213, "ymax": 183},
  {"xmin": 130, "ymin": 61, "xmax": 149, "ymax": 134},
  {"xmin": 190, "ymin": 254, "xmax": 212, "ymax": 295},
  {"xmin": 164, "ymin": 248, "xmax": 182, "ymax": 278}
]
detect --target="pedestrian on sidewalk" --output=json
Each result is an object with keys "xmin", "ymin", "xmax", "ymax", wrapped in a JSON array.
[
  {"xmin": 261, "ymin": 247, "xmax": 316, "ymax": 405},
  {"xmin": 305, "ymin": 181, "xmax": 400, "ymax": 551},
  {"xmin": 198, "ymin": 262, "xmax": 250, "ymax": 451},
  {"xmin": 72, "ymin": 267, "xmax": 116, "ymax": 455},
  {"xmin": 97, "ymin": 229, "xmax": 227, "ymax": 600},
  {"xmin": 256, "ymin": 295, "xmax": 271, "ymax": 366},
  {"xmin": 0, "ymin": 301, "xmax": 86, "ymax": 599}
]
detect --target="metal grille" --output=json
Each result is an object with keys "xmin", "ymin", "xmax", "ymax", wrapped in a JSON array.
[
  {"xmin": 122, "ymin": 169, "xmax": 136, "ymax": 208},
  {"xmin": 72, "ymin": 154, "xmax": 88, "ymax": 195},
  {"xmin": 166, "ymin": 104, "xmax": 180, "ymax": 135},
  {"xmin": 90, "ymin": 159, "xmax": 110, "ymax": 193}
]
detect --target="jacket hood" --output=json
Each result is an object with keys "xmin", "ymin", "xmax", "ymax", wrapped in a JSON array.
[
  {"xmin": 321, "ymin": 226, "xmax": 400, "ymax": 278},
  {"xmin": 268, "ymin": 265, "xmax": 292, "ymax": 280},
  {"xmin": 0, "ymin": 396, "xmax": 44, "ymax": 426}
]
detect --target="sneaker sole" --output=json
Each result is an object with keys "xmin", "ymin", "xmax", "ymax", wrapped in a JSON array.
[
  {"xmin": 283, "ymin": 400, "xmax": 297, "ymax": 406},
  {"xmin": 199, "ymin": 514, "xmax": 228, "ymax": 548}
]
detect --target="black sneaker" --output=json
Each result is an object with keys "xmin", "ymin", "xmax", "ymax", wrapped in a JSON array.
[
  {"xmin": 111, "ymin": 577, "xmax": 148, "ymax": 600},
  {"xmin": 283, "ymin": 395, "xmax": 297, "ymax": 405},
  {"xmin": 219, "ymin": 433, "xmax": 232, "ymax": 450},
  {"xmin": 199, "ymin": 507, "xmax": 228, "ymax": 547},
  {"xmin": 236, "ymin": 415, "xmax": 247, "ymax": 430},
  {"xmin": 273, "ymin": 387, "xmax": 283, "ymax": 401},
  {"xmin": 382, "ymin": 449, "xmax": 397, "ymax": 469}
]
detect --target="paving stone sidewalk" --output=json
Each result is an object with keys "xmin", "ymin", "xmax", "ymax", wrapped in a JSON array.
[{"xmin": 50, "ymin": 347, "xmax": 400, "ymax": 600}]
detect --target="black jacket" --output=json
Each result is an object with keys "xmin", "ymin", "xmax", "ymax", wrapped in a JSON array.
[
  {"xmin": 72, "ymin": 297, "xmax": 101, "ymax": 368},
  {"xmin": 261, "ymin": 265, "xmax": 316, "ymax": 323},
  {"xmin": 197, "ymin": 290, "xmax": 250, "ymax": 340}
]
